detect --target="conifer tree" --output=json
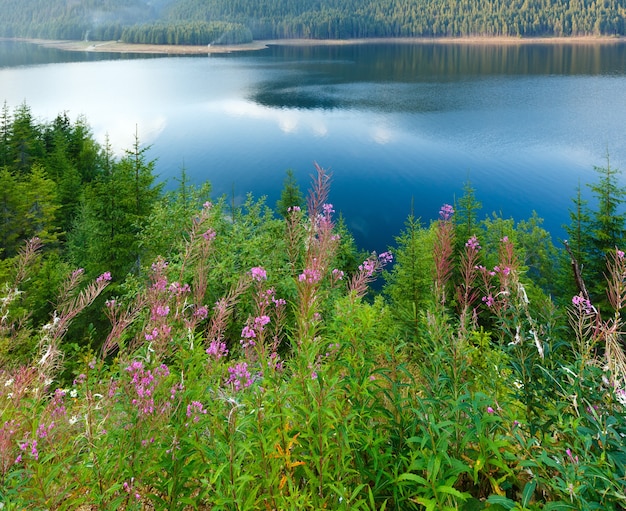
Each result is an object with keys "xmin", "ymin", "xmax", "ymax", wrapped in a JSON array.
[
  {"xmin": 0, "ymin": 101, "xmax": 11, "ymax": 169},
  {"xmin": 564, "ymin": 156, "xmax": 626, "ymax": 307},
  {"xmin": 276, "ymin": 168, "xmax": 304, "ymax": 218},
  {"xmin": 69, "ymin": 132, "xmax": 162, "ymax": 278},
  {"xmin": 0, "ymin": 167, "xmax": 20, "ymax": 258},
  {"xmin": 455, "ymin": 179, "xmax": 483, "ymax": 247},
  {"xmin": 383, "ymin": 212, "xmax": 434, "ymax": 335},
  {"xmin": 9, "ymin": 102, "xmax": 44, "ymax": 174},
  {"xmin": 586, "ymin": 156, "xmax": 626, "ymax": 301}
]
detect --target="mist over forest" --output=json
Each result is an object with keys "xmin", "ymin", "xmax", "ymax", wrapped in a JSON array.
[{"xmin": 1, "ymin": 0, "xmax": 625, "ymax": 43}]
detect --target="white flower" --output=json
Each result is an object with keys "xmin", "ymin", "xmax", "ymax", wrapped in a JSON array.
[
  {"xmin": 4, "ymin": 378, "xmax": 13, "ymax": 387},
  {"xmin": 70, "ymin": 389, "xmax": 78, "ymax": 398},
  {"xmin": 68, "ymin": 415, "xmax": 80, "ymax": 425}
]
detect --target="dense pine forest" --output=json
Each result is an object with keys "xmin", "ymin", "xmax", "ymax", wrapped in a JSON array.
[
  {"xmin": 1, "ymin": 104, "xmax": 626, "ymax": 509},
  {"xmin": 0, "ymin": 0, "xmax": 625, "ymax": 44}
]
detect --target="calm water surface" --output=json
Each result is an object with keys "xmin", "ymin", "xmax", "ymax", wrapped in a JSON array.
[{"xmin": 1, "ymin": 40, "xmax": 625, "ymax": 250}]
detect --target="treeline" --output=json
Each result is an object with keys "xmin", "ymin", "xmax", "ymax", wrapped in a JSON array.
[
  {"xmin": 0, "ymin": 0, "xmax": 157, "ymax": 41},
  {"xmin": 163, "ymin": 0, "xmax": 626, "ymax": 39},
  {"xmin": 1, "ymin": 0, "xmax": 625, "ymax": 43},
  {"xmin": 119, "ymin": 21, "xmax": 253, "ymax": 45}
]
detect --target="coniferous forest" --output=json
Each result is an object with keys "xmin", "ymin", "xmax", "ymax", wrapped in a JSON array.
[
  {"xmin": 1, "ymin": 101, "xmax": 626, "ymax": 509},
  {"xmin": 0, "ymin": 0, "xmax": 625, "ymax": 44}
]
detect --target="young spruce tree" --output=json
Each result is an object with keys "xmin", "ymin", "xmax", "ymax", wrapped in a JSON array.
[{"xmin": 565, "ymin": 156, "xmax": 626, "ymax": 308}]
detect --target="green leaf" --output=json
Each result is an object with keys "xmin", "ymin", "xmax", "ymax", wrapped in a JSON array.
[
  {"xmin": 414, "ymin": 496, "xmax": 437, "ymax": 511},
  {"xmin": 397, "ymin": 473, "xmax": 428, "ymax": 486},
  {"xmin": 486, "ymin": 495, "xmax": 517, "ymax": 509},
  {"xmin": 521, "ymin": 480, "xmax": 536, "ymax": 507},
  {"xmin": 436, "ymin": 485, "xmax": 468, "ymax": 500}
]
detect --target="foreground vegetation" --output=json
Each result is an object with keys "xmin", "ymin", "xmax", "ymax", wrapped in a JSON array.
[
  {"xmin": 1, "ymin": 104, "xmax": 626, "ymax": 509},
  {"xmin": 1, "ymin": 0, "xmax": 626, "ymax": 43}
]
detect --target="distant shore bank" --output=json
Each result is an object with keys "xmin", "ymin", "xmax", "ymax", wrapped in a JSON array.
[{"xmin": 4, "ymin": 35, "xmax": 626, "ymax": 55}]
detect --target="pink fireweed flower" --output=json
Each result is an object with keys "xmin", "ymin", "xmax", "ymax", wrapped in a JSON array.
[
  {"xmin": 152, "ymin": 260, "xmax": 168, "ymax": 272},
  {"xmin": 241, "ymin": 325, "xmax": 256, "ymax": 338},
  {"xmin": 287, "ymin": 205, "xmax": 301, "ymax": 213},
  {"xmin": 322, "ymin": 203, "xmax": 335, "ymax": 215},
  {"xmin": 617, "ymin": 248, "xmax": 625, "ymax": 259},
  {"xmin": 240, "ymin": 325, "xmax": 257, "ymax": 348},
  {"xmin": 572, "ymin": 294, "xmax": 593, "ymax": 314},
  {"xmin": 203, "ymin": 201, "xmax": 213, "ymax": 210},
  {"xmin": 465, "ymin": 236, "xmax": 481, "ymax": 250},
  {"xmin": 145, "ymin": 327, "xmax": 159, "ymax": 341},
  {"xmin": 37, "ymin": 422, "xmax": 54, "ymax": 439},
  {"xmin": 254, "ymin": 315, "xmax": 270, "ymax": 330},
  {"xmin": 51, "ymin": 389, "xmax": 67, "ymax": 417},
  {"xmin": 482, "ymin": 295, "xmax": 495, "ymax": 308},
  {"xmin": 125, "ymin": 362, "xmax": 169, "ymax": 415},
  {"xmin": 299, "ymin": 268, "xmax": 322, "ymax": 283},
  {"xmin": 152, "ymin": 277, "xmax": 168, "ymax": 292},
  {"xmin": 332, "ymin": 268, "xmax": 344, "ymax": 281},
  {"xmin": 358, "ymin": 259, "xmax": 377, "ymax": 277},
  {"xmin": 378, "ymin": 251, "xmax": 393, "ymax": 264},
  {"xmin": 487, "ymin": 406, "xmax": 495, "ymax": 414},
  {"xmin": 227, "ymin": 362, "xmax": 253, "ymax": 391},
  {"xmin": 154, "ymin": 305, "xmax": 170, "ymax": 317},
  {"xmin": 186, "ymin": 401, "xmax": 207, "ymax": 425},
  {"xmin": 250, "ymin": 266, "xmax": 267, "ymax": 281},
  {"xmin": 273, "ymin": 296, "xmax": 286, "ymax": 306},
  {"xmin": 439, "ymin": 204, "xmax": 454, "ymax": 221},
  {"xmin": 96, "ymin": 271, "xmax": 112, "ymax": 283},
  {"xmin": 202, "ymin": 229, "xmax": 216, "ymax": 241},
  {"xmin": 168, "ymin": 281, "xmax": 191, "ymax": 296},
  {"xmin": 566, "ymin": 448, "xmax": 579, "ymax": 464},
  {"xmin": 206, "ymin": 340, "xmax": 228, "ymax": 360},
  {"xmin": 268, "ymin": 352, "xmax": 284, "ymax": 371},
  {"xmin": 193, "ymin": 305, "xmax": 208, "ymax": 320}
]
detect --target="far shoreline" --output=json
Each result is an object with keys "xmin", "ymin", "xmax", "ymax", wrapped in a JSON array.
[{"xmin": 4, "ymin": 35, "xmax": 626, "ymax": 55}]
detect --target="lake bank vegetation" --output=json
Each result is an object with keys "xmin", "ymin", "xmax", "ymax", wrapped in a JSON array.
[
  {"xmin": 1, "ymin": 103, "xmax": 626, "ymax": 509},
  {"xmin": 1, "ymin": 0, "xmax": 625, "ymax": 45}
]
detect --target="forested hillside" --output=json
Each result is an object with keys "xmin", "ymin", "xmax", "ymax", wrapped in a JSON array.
[
  {"xmin": 0, "ymin": 0, "xmax": 625, "ymax": 43},
  {"xmin": 2, "ymin": 104, "xmax": 626, "ymax": 509}
]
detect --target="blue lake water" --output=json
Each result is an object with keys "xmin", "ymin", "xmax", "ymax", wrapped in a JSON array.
[{"xmin": 1, "ymin": 40, "xmax": 625, "ymax": 251}]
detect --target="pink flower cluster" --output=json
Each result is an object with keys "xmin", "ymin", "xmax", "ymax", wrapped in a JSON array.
[
  {"xmin": 465, "ymin": 236, "xmax": 480, "ymax": 250},
  {"xmin": 298, "ymin": 268, "xmax": 322, "ymax": 283},
  {"xmin": 206, "ymin": 340, "xmax": 229, "ymax": 360},
  {"xmin": 572, "ymin": 294, "xmax": 593, "ymax": 314},
  {"xmin": 439, "ymin": 204, "xmax": 455, "ymax": 221},
  {"xmin": 250, "ymin": 266, "xmax": 267, "ymax": 281},
  {"xmin": 227, "ymin": 362, "xmax": 253, "ymax": 391},
  {"xmin": 185, "ymin": 401, "xmax": 207, "ymax": 426},
  {"xmin": 125, "ymin": 361, "xmax": 170, "ymax": 415},
  {"xmin": 202, "ymin": 228, "xmax": 216, "ymax": 241},
  {"xmin": 16, "ymin": 439, "xmax": 38, "ymax": 463},
  {"xmin": 96, "ymin": 271, "xmax": 112, "ymax": 283}
]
